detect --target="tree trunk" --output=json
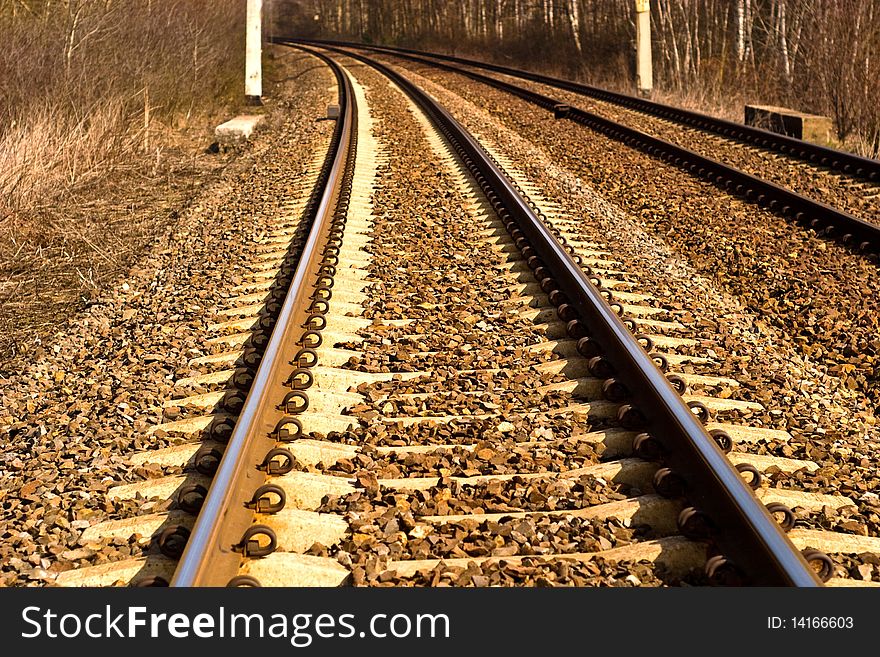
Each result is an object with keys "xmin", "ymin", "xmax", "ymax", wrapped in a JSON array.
[{"xmin": 735, "ymin": 0, "xmax": 745, "ymax": 61}]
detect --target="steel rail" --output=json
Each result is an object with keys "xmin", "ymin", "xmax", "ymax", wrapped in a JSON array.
[
  {"xmin": 300, "ymin": 38, "xmax": 880, "ymax": 183},
  {"xmin": 299, "ymin": 39, "xmax": 880, "ymax": 255},
  {"xmin": 172, "ymin": 51, "xmax": 357, "ymax": 587},
  {"xmin": 298, "ymin": 42, "xmax": 824, "ymax": 586}
]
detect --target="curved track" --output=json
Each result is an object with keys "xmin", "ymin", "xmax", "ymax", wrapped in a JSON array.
[{"xmin": 53, "ymin": 47, "xmax": 880, "ymax": 589}]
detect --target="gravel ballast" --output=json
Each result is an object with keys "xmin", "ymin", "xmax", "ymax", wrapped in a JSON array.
[{"xmin": 0, "ymin": 48, "xmax": 337, "ymax": 586}]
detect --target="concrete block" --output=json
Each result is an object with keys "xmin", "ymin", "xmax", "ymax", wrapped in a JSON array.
[
  {"xmin": 745, "ymin": 104, "xmax": 832, "ymax": 144},
  {"xmin": 215, "ymin": 114, "xmax": 264, "ymax": 141}
]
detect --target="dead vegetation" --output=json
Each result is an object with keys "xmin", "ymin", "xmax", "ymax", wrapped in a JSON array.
[{"xmin": 0, "ymin": 0, "xmax": 246, "ymax": 368}]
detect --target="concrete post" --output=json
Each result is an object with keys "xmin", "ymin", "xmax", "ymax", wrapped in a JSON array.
[
  {"xmin": 245, "ymin": 0, "xmax": 263, "ymax": 104},
  {"xmin": 635, "ymin": 0, "xmax": 653, "ymax": 95}
]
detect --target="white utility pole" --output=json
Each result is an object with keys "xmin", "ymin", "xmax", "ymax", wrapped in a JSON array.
[
  {"xmin": 635, "ymin": 0, "xmax": 653, "ymax": 95},
  {"xmin": 245, "ymin": 0, "xmax": 263, "ymax": 104}
]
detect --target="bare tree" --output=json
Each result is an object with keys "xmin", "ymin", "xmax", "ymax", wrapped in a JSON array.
[{"xmin": 274, "ymin": 0, "xmax": 877, "ymax": 154}]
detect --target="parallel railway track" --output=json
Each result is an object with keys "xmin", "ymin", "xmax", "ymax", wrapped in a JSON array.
[
  {"xmin": 303, "ymin": 40, "xmax": 880, "ymax": 256},
  {"xmin": 53, "ymin": 46, "xmax": 880, "ymax": 589},
  {"xmin": 313, "ymin": 40, "xmax": 880, "ymax": 182}
]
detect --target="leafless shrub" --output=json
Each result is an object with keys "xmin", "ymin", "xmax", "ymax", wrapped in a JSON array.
[{"xmin": 0, "ymin": 0, "xmax": 245, "ymax": 220}]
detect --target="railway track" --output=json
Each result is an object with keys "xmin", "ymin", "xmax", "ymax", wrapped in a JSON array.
[
  {"xmin": 310, "ymin": 41, "xmax": 880, "ymax": 181},
  {"xmin": 314, "ymin": 40, "xmax": 880, "ymax": 182},
  {"xmin": 52, "ymin": 47, "xmax": 880, "ymax": 588},
  {"xmin": 304, "ymin": 40, "xmax": 880, "ymax": 256}
]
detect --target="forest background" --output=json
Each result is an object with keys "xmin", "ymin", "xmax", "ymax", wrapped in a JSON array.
[{"xmin": 279, "ymin": 0, "xmax": 880, "ymax": 157}]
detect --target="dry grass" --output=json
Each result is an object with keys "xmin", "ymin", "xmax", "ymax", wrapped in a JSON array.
[
  {"xmin": 1, "ymin": 101, "xmax": 134, "ymax": 216},
  {"xmin": 0, "ymin": 0, "xmax": 248, "ymax": 368},
  {"xmin": 0, "ymin": 0, "xmax": 245, "ymax": 219}
]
